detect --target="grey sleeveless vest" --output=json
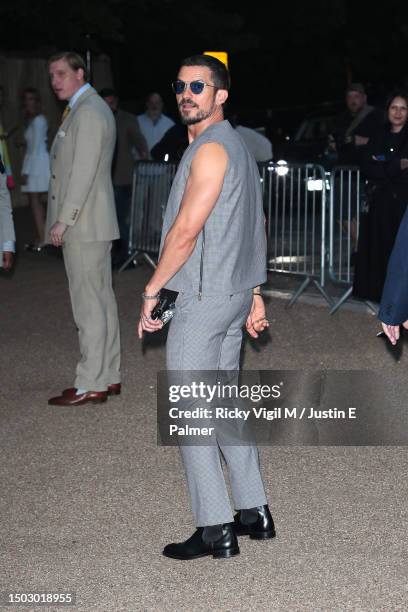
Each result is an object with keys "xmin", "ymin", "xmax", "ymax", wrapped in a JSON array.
[{"xmin": 159, "ymin": 120, "xmax": 267, "ymax": 295}]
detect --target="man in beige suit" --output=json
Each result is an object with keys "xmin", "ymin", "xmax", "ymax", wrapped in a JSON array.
[{"xmin": 46, "ymin": 52, "xmax": 121, "ymax": 406}]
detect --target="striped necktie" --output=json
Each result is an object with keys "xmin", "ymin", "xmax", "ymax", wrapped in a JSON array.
[{"xmin": 61, "ymin": 105, "xmax": 71, "ymax": 123}]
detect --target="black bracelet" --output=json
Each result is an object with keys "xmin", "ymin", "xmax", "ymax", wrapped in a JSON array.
[{"xmin": 253, "ymin": 292, "xmax": 262, "ymax": 296}]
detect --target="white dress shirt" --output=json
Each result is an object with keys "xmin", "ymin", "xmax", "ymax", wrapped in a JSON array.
[
  {"xmin": 69, "ymin": 83, "xmax": 91, "ymax": 109},
  {"xmin": 136, "ymin": 113, "xmax": 175, "ymax": 156}
]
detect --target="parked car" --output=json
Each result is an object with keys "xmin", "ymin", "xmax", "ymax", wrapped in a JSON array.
[{"xmin": 274, "ymin": 105, "xmax": 343, "ymax": 169}]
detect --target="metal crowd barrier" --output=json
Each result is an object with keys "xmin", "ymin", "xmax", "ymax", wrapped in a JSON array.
[
  {"xmin": 328, "ymin": 167, "xmax": 377, "ymax": 315},
  {"xmin": 328, "ymin": 166, "xmax": 361, "ymax": 313},
  {"xmin": 119, "ymin": 161, "xmax": 177, "ymax": 272},
  {"xmin": 122, "ymin": 161, "xmax": 332, "ymax": 308},
  {"xmin": 120, "ymin": 160, "xmax": 372, "ymax": 315},
  {"xmin": 258, "ymin": 162, "xmax": 332, "ymax": 306}
]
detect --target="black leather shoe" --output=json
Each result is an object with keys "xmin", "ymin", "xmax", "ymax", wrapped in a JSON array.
[
  {"xmin": 163, "ymin": 524, "xmax": 240, "ymax": 560},
  {"xmin": 234, "ymin": 505, "xmax": 276, "ymax": 540}
]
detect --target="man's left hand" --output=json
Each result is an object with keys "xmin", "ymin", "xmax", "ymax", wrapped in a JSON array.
[
  {"xmin": 138, "ymin": 296, "xmax": 163, "ymax": 339},
  {"xmin": 49, "ymin": 221, "xmax": 68, "ymax": 247},
  {"xmin": 246, "ymin": 295, "xmax": 270, "ymax": 338}
]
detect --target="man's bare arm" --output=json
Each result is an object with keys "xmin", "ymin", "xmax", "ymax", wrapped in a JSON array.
[
  {"xmin": 145, "ymin": 142, "xmax": 228, "ymax": 295},
  {"xmin": 138, "ymin": 142, "xmax": 228, "ymax": 337}
]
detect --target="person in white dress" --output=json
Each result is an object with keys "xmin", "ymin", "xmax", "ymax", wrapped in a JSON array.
[{"xmin": 21, "ymin": 88, "xmax": 50, "ymax": 249}]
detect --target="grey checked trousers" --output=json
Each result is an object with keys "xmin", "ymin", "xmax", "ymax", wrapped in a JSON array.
[{"xmin": 166, "ymin": 290, "xmax": 268, "ymax": 527}]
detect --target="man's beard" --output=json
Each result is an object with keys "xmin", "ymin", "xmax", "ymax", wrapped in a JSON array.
[{"xmin": 179, "ymin": 99, "xmax": 216, "ymax": 125}]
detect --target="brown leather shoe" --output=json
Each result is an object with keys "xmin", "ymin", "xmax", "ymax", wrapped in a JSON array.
[
  {"xmin": 62, "ymin": 384, "xmax": 121, "ymax": 397},
  {"xmin": 48, "ymin": 390, "xmax": 107, "ymax": 406},
  {"xmin": 107, "ymin": 383, "xmax": 121, "ymax": 396}
]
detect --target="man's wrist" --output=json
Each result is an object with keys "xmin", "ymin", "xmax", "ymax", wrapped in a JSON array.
[
  {"xmin": 144, "ymin": 285, "xmax": 161, "ymax": 299},
  {"xmin": 56, "ymin": 216, "xmax": 74, "ymax": 227},
  {"xmin": 142, "ymin": 291, "xmax": 161, "ymax": 300}
]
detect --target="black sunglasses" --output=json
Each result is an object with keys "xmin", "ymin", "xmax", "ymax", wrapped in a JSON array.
[{"xmin": 171, "ymin": 80, "xmax": 216, "ymax": 95}]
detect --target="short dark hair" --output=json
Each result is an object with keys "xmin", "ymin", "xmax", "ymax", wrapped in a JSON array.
[
  {"xmin": 99, "ymin": 87, "xmax": 117, "ymax": 99},
  {"xmin": 48, "ymin": 51, "xmax": 89, "ymax": 82},
  {"xmin": 179, "ymin": 54, "xmax": 230, "ymax": 90},
  {"xmin": 346, "ymin": 82, "xmax": 366, "ymax": 95}
]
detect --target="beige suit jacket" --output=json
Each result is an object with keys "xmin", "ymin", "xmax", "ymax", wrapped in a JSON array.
[{"xmin": 45, "ymin": 86, "xmax": 119, "ymax": 243}]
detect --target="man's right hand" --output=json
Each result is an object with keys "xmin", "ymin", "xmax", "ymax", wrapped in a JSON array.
[
  {"xmin": 246, "ymin": 295, "xmax": 270, "ymax": 338},
  {"xmin": 138, "ymin": 296, "xmax": 163, "ymax": 339}
]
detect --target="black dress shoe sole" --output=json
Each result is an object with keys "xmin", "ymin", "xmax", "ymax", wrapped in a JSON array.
[
  {"xmin": 162, "ymin": 547, "xmax": 240, "ymax": 560},
  {"xmin": 249, "ymin": 530, "xmax": 276, "ymax": 540},
  {"xmin": 213, "ymin": 547, "xmax": 240, "ymax": 558},
  {"xmin": 107, "ymin": 389, "xmax": 121, "ymax": 396},
  {"xmin": 235, "ymin": 528, "xmax": 276, "ymax": 540}
]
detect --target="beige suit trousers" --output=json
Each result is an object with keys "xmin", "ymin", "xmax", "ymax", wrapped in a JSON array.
[{"xmin": 63, "ymin": 241, "xmax": 120, "ymax": 391}]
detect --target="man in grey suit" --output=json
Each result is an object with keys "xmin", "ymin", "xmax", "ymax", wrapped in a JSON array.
[
  {"xmin": 46, "ymin": 52, "xmax": 121, "ymax": 406},
  {"xmin": 138, "ymin": 55, "xmax": 274, "ymax": 560},
  {"xmin": 0, "ymin": 153, "xmax": 15, "ymax": 271}
]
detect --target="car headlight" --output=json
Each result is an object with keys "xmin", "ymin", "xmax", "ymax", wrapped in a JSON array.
[{"xmin": 276, "ymin": 160, "xmax": 289, "ymax": 176}]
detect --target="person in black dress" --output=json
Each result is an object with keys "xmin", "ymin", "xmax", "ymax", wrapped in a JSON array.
[{"xmin": 353, "ymin": 92, "xmax": 408, "ymax": 302}]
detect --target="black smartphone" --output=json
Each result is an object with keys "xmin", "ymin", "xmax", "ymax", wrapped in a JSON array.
[{"xmin": 151, "ymin": 290, "xmax": 178, "ymax": 325}]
